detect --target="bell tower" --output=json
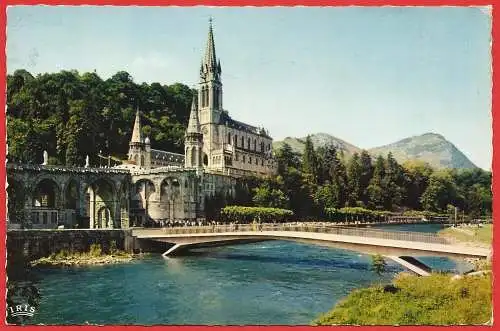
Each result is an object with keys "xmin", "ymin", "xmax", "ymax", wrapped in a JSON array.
[{"xmin": 199, "ymin": 18, "xmax": 223, "ymax": 125}]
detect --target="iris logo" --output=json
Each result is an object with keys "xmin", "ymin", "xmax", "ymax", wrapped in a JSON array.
[{"xmin": 7, "ymin": 304, "xmax": 36, "ymax": 318}]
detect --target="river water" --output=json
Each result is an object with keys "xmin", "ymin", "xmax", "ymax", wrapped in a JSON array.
[{"xmin": 22, "ymin": 223, "xmax": 472, "ymax": 325}]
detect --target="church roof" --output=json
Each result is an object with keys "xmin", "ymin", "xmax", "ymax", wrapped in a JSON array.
[{"xmin": 219, "ymin": 111, "xmax": 272, "ymax": 138}]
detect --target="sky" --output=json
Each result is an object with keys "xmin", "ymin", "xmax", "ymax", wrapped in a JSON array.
[{"xmin": 6, "ymin": 6, "xmax": 492, "ymax": 169}]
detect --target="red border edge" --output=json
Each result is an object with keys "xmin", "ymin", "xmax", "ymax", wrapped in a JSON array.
[{"xmin": 0, "ymin": 1, "xmax": 496, "ymax": 331}]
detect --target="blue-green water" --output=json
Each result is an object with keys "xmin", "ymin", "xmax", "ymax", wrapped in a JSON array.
[{"xmin": 26, "ymin": 224, "xmax": 470, "ymax": 325}]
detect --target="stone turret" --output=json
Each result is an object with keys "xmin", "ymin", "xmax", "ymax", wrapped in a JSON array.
[
  {"xmin": 128, "ymin": 109, "xmax": 151, "ymax": 168},
  {"xmin": 185, "ymin": 95, "xmax": 203, "ymax": 168}
]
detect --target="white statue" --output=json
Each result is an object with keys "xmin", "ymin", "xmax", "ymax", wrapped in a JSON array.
[
  {"xmin": 42, "ymin": 150, "xmax": 48, "ymax": 165},
  {"xmin": 85, "ymin": 155, "xmax": 90, "ymax": 168}
]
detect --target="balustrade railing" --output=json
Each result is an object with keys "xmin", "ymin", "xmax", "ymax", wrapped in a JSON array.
[{"xmin": 152, "ymin": 223, "xmax": 448, "ymax": 245}]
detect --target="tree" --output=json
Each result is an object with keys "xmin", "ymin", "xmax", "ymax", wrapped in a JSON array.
[
  {"xmin": 275, "ymin": 143, "xmax": 301, "ymax": 176},
  {"xmin": 382, "ymin": 152, "xmax": 405, "ymax": 210},
  {"xmin": 313, "ymin": 184, "xmax": 337, "ymax": 210},
  {"xmin": 252, "ymin": 184, "xmax": 289, "ymax": 209},
  {"xmin": 367, "ymin": 155, "xmax": 386, "ymax": 209},
  {"xmin": 359, "ymin": 150, "xmax": 373, "ymax": 205},
  {"xmin": 420, "ymin": 170, "xmax": 458, "ymax": 212},
  {"xmin": 302, "ymin": 135, "xmax": 318, "ymax": 183},
  {"xmin": 402, "ymin": 160, "xmax": 434, "ymax": 210},
  {"xmin": 347, "ymin": 153, "xmax": 363, "ymax": 206},
  {"xmin": 371, "ymin": 254, "xmax": 387, "ymax": 276},
  {"xmin": 316, "ymin": 144, "xmax": 348, "ymax": 208}
]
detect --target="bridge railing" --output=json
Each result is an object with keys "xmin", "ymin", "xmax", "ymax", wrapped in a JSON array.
[{"xmin": 156, "ymin": 223, "xmax": 448, "ymax": 245}]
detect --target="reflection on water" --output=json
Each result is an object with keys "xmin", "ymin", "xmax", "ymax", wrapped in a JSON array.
[{"xmin": 8, "ymin": 223, "xmax": 472, "ymax": 325}]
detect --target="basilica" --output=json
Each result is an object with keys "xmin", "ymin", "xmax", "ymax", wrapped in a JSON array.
[{"xmin": 126, "ymin": 20, "xmax": 276, "ymax": 178}]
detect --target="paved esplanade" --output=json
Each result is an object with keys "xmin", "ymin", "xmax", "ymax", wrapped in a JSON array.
[{"xmin": 132, "ymin": 224, "xmax": 490, "ymax": 276}]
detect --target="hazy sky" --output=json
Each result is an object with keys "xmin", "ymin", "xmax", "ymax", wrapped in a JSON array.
[{"xmin": 6, "ymin": 6, "xmax": 492, "ymax": 169}]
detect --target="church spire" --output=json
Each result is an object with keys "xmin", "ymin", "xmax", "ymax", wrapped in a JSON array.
[
  {"xmin": 204, "ymin": 17, "xmax": 217, "ymax": 69},
  {"xmin": 187, "ymin": 95, "xmax": 200, "ymax": 134},
  {"xmin": 131, "ymin": 108, "xmax": 142, "ymax": 143},
  {"xmin": 201, "ymin": 17, "xmax": 221, "ymax": 80}
]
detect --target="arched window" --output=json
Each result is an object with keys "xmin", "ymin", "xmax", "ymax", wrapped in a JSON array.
[
  {"xmin": 240, "ymin": 136, "xmax": 244, "ymax": 147},
  {"xmin": 227, "ymin": 132, "xmax": 231, "ymax": 144},
  {"xmin": 261, "ymin": 141, "xmax": 265, "ymax": 152},
  {"xmin": 234, "ymin": 134, "xmax": 238, "ymax": 146},
  {"xmin": 253, "ymin": 139, "xmax": 257, "ymax": 151},
  {"xmin": 249, "ymin": 156, "xmax": 252, "ymax": 164},
  {"xmin": 140, "ymin": 155, "xmax": 145, "ymax": 167},
  {"xmin": 191, "ymin": 148, "xmax": 197, "ymax": 166},
  {"xmin": 219, "ymin": 88, "xmax": 223, "ymax": 108},
  {"xmin": 243, "ymin": 155, "xmax": 246, "ymax": 163},
  {"xmin": 247, "ymin": 138, "xmax": 251, "ymax": 150},
  {"xmin": 214, "ymin": 87, "xmax": 218, "ymax": 109}
]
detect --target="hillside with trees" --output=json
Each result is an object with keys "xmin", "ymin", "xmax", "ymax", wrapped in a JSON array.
[{"xmin": 7, "ymin": 69, "xmax": 194, "ymax": 166}]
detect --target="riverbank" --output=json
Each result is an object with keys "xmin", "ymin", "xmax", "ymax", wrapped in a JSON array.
[
  {"xmin": 30, "ymin": 244, "xmax": 139, "ymax": 267},
  {"xmin": 438, "ymin": 224, "xmax": 492, "ymax": 248},
  {"xmin": 313, "ymin": 272, "xmax": 492, "ymax": 325}
]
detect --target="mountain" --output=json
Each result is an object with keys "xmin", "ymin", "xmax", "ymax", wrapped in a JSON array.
[
  {"xmin": 368, "ymin": 133, "xmax": 477, "ymax": 169},
  {"xmin": 273, "ymin": 133, "xmax": 361, "ymax": 159},
  {"xmin": 273, "ymin": 132, "xmax": 478, "ymax": 169}
]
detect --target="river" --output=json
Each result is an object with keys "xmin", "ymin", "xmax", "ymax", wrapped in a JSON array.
[{"xmin": 19, "ymin": 223, "xmax": 472, "ymax": 325}]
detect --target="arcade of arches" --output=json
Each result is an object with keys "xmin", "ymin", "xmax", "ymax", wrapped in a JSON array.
[{"xmin": 7, "ymin": 165, "xmax": 235, "ymax": 229}]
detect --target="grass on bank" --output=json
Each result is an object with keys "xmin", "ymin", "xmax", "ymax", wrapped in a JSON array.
[
  {"xmin": 439, "ymin": 224, "xmax": 492, "ymax": 246},
  {"xmin": 30, "ymin": 242, "xmax": 135, "ymax": 267},
  {"xmin": 313, "ymin": 273, "xmax": 492, "ymax": 326}
]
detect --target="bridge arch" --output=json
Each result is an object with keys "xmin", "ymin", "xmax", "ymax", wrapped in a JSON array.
[
  {"xmin": 64, "ymin": 177, "xmax": 80, "ymax": 209},
  {"xmin": 32, "ymin": 178, "xmax": 61, "ymax": 208},
  {"xmin": 132, "ymin": 179, "xmax": 156, "ymax": 226},
  {"xmin": 158, "ymin": 177, "xmax": 183, "ymax": 223},
  {"xmin": 96, "ymin": 206, "xmax": 113, "ymax": 229},
  {"xmin": 85, "ymin": 177, "xmax": 117, "ymax": 229}
]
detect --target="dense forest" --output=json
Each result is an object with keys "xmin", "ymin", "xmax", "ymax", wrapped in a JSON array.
[
  {"xmin": 222, "ymin": 138, "xmax": 492, "ymax": 220},
  {"xmin": 7, "ymin": 69, "xmax": 492, "ymax": 219},
  {"xmin": 7, "ymin": 69, "xmax": 194, "ymax": 166}
]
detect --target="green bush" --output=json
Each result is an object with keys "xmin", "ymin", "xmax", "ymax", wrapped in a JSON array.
[
  {"xmin": 89, "ymin": 243, "xmax": 102, "ymax": 257},
  {"xmin": 324, "ymin": 207, "xmax": 394, "ymax": 222},
  {"xmin": 55, "ymin": 249, "xmax": 70, "ymax": 259},
  {"xmin": 221, "ymin": 206, "xmax": 294, "ymax": 223}
]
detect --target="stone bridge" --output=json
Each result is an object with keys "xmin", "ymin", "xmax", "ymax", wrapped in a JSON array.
[{"xmin": 133, "ymin": 224, "xmax": 490, "ymax": 276}]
